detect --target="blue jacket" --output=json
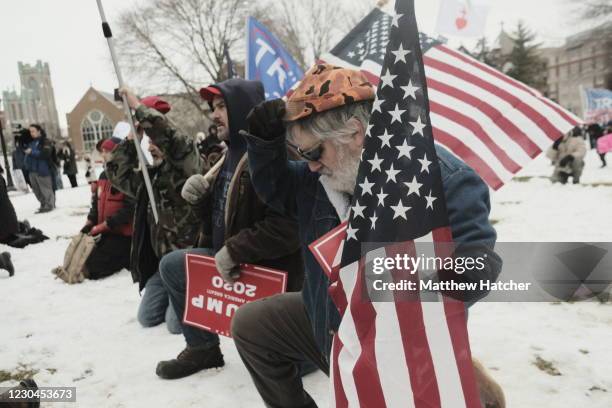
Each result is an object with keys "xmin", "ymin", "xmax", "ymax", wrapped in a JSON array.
[
  {"xmin": 246, "ymin": 135, "xmax": 502, "ymax": 360},
  {"xmin": 25, "ymin": 138, "xmax": 53, "ymax": 177}
]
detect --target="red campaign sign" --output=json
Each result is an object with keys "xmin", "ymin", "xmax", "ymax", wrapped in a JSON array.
[
  {"xmin": 308, "ymin": 221, "xmax": 348, "ymax": 280},
  {"xmin": 183, "ymin": 254, "xmax": 287, "ymax": 337}
]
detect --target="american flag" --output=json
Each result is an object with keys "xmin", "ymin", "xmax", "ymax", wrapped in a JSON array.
[
  {"xmin": 319, "ymin": 0, "xmax": 481, "ymax": 406},
  {"xmin": 320, "ymin": 6, "xmax": 581, "ymax": 190}
]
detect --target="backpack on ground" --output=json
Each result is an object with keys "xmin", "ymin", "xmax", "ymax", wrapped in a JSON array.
[{"xmin": 51, "ymin": 233, "xmax": 95, "ymax": 284}]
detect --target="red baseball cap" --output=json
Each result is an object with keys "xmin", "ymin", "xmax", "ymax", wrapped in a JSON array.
[
  {"xmin": 199, "ymin": 85, "xmax": 223, "ymax": 102},
  {"xmin": 140, "ymin": 96, "xmax": 171, "ymax": 114},
  {"xmin": 99, "ymin": 137, "xmax": 122, "ymax": 152}
]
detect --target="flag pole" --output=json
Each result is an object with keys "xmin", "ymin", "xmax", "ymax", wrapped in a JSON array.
[
  {"xmin": 579, "ymin": 84, "xmax": 588, "ymax": 122},
  {"xmin": 245, "ymin": 16, "xmax": 250, "ymax": 80},
  {"xmin": 95, "ymin": 0, "xmax": 159, "ymax": 223}
]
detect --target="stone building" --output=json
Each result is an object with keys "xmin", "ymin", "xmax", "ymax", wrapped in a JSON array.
[
  {"xmin": 1, "ymin": 61, "xmax": 61, "ymax": 139},
  {"xmin": 66, "ymin": 87, "xmax": 124, "ymax": 155},
  {"xmin": 539, "ymin": 22, "xmax": 612, "ymax": 118}
]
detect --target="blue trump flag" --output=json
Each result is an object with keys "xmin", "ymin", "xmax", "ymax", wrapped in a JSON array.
[
  {"xmin": 246, "ymin": 17, "xmax": 304, "ymax": 99},
  {"xmin": 583, "ymin": 87, "xmax": 612, "ymax": 124}
]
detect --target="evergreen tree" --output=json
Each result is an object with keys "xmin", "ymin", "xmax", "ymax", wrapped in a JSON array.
[
  {"xmin": 504, "ymin": 22, "xmax": 547, "ymax": 89},
  {"xmin": 471, "ymin": 37, "xmax": 498, "ymax": 69}
]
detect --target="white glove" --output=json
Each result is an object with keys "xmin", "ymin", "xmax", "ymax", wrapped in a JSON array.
[
  {"xmin": 215, "ymin": 246, "xmax": 241, "ymax": 283},
  {"xmin": 181, "ymin": 174, "xmax": 210, "ymax": 205}
]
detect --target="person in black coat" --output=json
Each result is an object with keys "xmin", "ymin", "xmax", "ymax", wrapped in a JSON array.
[
  {"xmin": 0, "ymin": 165, "xmax": 17, "ymax": 276},
  {"xmin": 0, "ymin": 164, "xmax": 19, "ymax": 241},
  {"xmin": 58, "ymin": 141, "xmax": 79, "ymax": 187},
  {"xmin": 12, "ymin": 127, "xmax": 31, "ymax": 186}
]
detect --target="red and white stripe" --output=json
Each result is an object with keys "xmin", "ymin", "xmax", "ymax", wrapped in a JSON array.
[
  {"xmin": 327, "ymin": 228, "xmax": 480, "ymax": 407},
  {"xmin": 321, "ymin": 41, "xmax": 581, "ymax": 190}
]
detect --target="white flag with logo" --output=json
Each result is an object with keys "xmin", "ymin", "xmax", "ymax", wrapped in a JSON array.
[{"xmin": 435, "ymin": 0, "xmax": 489, "ymax": 38}]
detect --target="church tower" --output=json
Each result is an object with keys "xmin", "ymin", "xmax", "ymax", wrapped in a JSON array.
[{"xmin": 17, "ymin": 60, "xmax": 61, "ymax": 138}]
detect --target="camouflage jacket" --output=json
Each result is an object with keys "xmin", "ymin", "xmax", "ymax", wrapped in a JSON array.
[{"xmin": 106, "ymin": 105, "xmax": 202, "ymax": 288}]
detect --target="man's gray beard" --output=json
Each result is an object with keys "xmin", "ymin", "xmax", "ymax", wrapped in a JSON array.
[{"xmin": 320, "ymin": 144, "xmax": 361, "ymax": 194}]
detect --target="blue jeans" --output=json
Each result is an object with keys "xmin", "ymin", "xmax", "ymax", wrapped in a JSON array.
[
  {"xmin": 159, "ymin": 248, "xmax": 220, "ymax": 348},
  {"xmin": 137, "ymin": 271, "xmax": 182, "ymax": 334}
]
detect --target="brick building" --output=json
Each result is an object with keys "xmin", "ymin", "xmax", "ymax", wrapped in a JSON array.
[{"xmin": 66, "ymin": 87, "xmax": 124, "ymax": 155}]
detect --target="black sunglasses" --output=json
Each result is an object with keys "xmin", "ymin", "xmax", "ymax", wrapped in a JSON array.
[{"xmin": 286, "ymin": 140, "xmax": 324, "ymax": 162}]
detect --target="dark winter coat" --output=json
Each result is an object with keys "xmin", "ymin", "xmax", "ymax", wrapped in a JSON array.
[
  {"xmin": 59, "ymin": 145, "xmax": 78, "ymax": 176},
  {"xmin": 24, "ymin": 137, "xmax": 53, "ymax": 176},
  {"xmin": 12, "ymin": 148, "xmax": 26, "ymax": 171},
  {"xmin": 0, "ymin": 175, "xmax": 19, "ymax": 241},
  {"xmin": 87, "ymin": 171, "xmax": 135, "ymax": 237},
  {"xmin": 195, "ymin": 79, "xmax": 304, "ymax": 291},
  {"xmin": 106, "ymin": 105, "xmax": 202, "ymax": 290},
  {"xmin": 198, "ymin": 154, "xmax": 304, "ymax": 291}
]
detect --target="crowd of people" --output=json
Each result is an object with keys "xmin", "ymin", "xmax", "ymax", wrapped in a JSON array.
[
  {"xmin": 24, "ymin": 64, "xmax": 612, "ymax": 407},
  {"xmin": 10, "ymin": 124, "xmax": 79, "ymax": 211}
]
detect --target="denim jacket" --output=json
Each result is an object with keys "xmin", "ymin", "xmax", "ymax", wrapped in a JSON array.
[{"xmin": 246, "ymin": 135, "xmax": 502, "ymax": 359}]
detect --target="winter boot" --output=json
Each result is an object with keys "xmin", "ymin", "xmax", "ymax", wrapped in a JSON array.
[
  {"xmin": 156, "ymin": 345, "xmax": 224, "ymax": 379},
  {"xmin": 0, "ymin": 252, "xmax": 14, "ymax": 277},
  {"xmin": 0, "ymin": 378, "xmax": 40, "ymax": 407}
]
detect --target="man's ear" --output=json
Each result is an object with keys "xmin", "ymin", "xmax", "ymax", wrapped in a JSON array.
[{"xmin": 348, "ymin": 117, "xmax": 366, "ymax": 149}]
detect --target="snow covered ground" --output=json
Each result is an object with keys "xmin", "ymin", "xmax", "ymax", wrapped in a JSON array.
[{"xmin": 1, "ymin": 150, "xmax": 611, "ymax": 407}]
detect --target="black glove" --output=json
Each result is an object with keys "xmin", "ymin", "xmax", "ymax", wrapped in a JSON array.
[
  {"xmin": 80, "ymin": 224, "xmax": 93, "ymax": 234},
  {"xmin": 246, "ymin": 99, "xmax": 286, "ymax": 141},
  {"xmin": 559, "ymin": 155, "xmax": 574, "ymax": 167}
]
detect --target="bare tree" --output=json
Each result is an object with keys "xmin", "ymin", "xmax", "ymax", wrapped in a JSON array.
[
  {"xmin": 578, "ymin": 0, "xmax": 612, "ymax": 21},
  {"xmin": 116, "ymin": 0, "xmax": 249, "ymax": 113},
  {"xmin": 253, "ymin": 0, "xmax": 378, "ymax": 71},
  {"xmin": 115, "ymin": 0, "xmax": 383, "ymax": 110}
]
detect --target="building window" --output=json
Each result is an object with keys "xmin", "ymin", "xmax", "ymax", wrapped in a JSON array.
[{"xmin": 80, "ymin": 110, "xmax": 114, "ymax": 152}]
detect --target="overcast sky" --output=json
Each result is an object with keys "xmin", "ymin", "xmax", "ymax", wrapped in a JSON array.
[{"xmin": 0, "ymin": 0, "xmax": 589, "ymax": 131}]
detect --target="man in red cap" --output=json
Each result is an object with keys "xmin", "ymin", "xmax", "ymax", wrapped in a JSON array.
[
  {"xmin": 155, "ymin": 78, "xmax": 304, "ymax": 380},
  {"xmin": 80, "ymin": 135, "xmax": 135, "ymax": 279},
  {"xmin": 106, "ymin": 89, "xmax": 202, "ymax": 336}
]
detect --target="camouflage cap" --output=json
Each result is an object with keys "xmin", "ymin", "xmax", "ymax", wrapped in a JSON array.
[{"xmin": 285, "ymin": 63, "xmax": 375, "ymax": 122}]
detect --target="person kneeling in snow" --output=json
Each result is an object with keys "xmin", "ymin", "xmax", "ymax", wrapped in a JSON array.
[
  {"xmin": 106, "ymin": 91, "xmax": 201, "ymax": 336},
  {"xmin": 81, "ymin": 137, "xmax": 135, "ymax": 280},
  {"xmin": 547, "ymin": 127, "xmax": 586, "ymax": 184}
]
